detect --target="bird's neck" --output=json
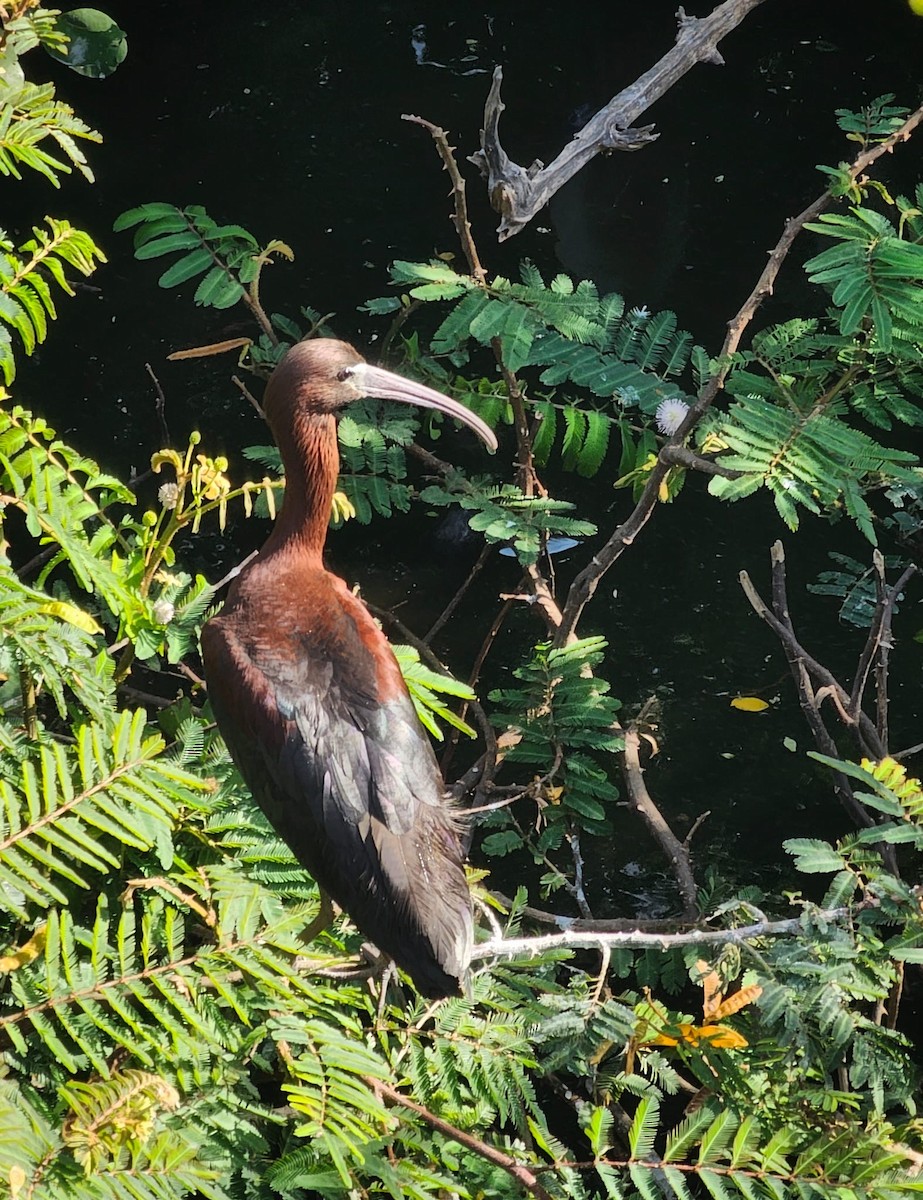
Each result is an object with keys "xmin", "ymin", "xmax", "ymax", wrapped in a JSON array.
[{"xmin": 263, "ymin": 411, "xmax": 338, "ymax": 563}]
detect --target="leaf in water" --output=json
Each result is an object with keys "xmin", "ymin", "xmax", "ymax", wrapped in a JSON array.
[
  {"xmin": 783, "ymin": 736, "xmax": 797, "ymax": 752},
  {"xmin": 47, "ymin": 9, "xmax": 128, "ymax": 78},
  {"xmin": 730, "ymin": 696, "xmax": 769, "ymax": 712}
]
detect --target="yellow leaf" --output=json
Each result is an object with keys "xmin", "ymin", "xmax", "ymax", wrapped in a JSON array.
[
  {"xmin": 696, "ymin": 961, "xmax": 722, "ymax": 1021},
  {"xmin": 650, "ymin": 1022, "xmax": 749, "ymax": 1049},
  {"xmin": 712, "ymin": 984, "xmax": 763, "ymax": 1021},
  {"xmin": 730, "ymin": 696, "xmax": 769, "ymax": 713},
  {"xmin": 151, "ymin": 448, "xmax": 183, "ymax": 473},
  {"xmin": 0, "ymin": 925, "xmax": 46, "ymax": 974},
  {"xmin": 330, "ymin": 491, "xmax": 356, "ymax": 523},
  {"xmin": 9, "ymin": 1165, "xmax": 26, "ymax": 1200},
  {"xmin": 37, "ymin": 601, "xmax": 102, "ymax": 635},
  {"xmin": 645, "ymin": 1029, "xmax": 684, "ymax": 1047},
  {"xmin": 694, "ymin": 1024, "xmax": 749, "ymax": 1049}
]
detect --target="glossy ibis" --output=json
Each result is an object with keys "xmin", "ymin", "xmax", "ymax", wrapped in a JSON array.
[{"xmin": 201, "ymin": 339, "xmax": 497, "ymax": 996}]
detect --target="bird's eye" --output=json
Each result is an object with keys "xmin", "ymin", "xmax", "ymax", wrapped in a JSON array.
[{"xmin": 336, "ymin": 367, "xmax": 354, "ymax": 382}]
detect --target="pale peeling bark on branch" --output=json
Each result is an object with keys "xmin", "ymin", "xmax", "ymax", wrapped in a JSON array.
[
  {"xmin": 469, "ymin": 0, "xmax": 769, "ymax": 241},
  {"xmin": 471, "ymin": 905, "xmax": 862, "ymax": 961}
]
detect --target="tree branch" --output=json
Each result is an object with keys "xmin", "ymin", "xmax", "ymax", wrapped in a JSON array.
[
  {"xmin": 403, "ymin": 114, "xmax": 487, "ymax": 284},
  {"xmin": 470, "ymin": 0, "xmax": 769, "ymax": 240},
  {"xmin": 620, "ymin": 725, "xmax": 699, "ymax": 918},
  {"xmin": 471, "ymin": 904, "xmax": 864, "ymax": 960},
  {"xmin": 370, "ymin": 1077, "xmax": 555, "ymax": 1200}
]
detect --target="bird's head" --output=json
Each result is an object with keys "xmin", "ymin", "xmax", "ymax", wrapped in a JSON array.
[{"xmin": 262, "ymin": 338, "xmax": 497, "ymax": 451}]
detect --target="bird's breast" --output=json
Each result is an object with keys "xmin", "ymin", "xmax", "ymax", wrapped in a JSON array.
[{"xmin": 219, "ymin": 560, "xmax": 407, "ymax": 705}]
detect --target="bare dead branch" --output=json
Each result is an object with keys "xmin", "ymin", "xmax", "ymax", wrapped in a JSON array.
[
  {"xmin": 471, "ymin": 903, "xmax": 866, "ymax": 960},
  {"xmin": 738, "ymin": 544, "xmax": 913, "ymax": 859},
  {"xmin": 471, "ymin": 0, "xmax": 768, "ymax": 240},
  {"xmin": 621, "ymin": 726, "xmax": 699, "ymax": 918}
]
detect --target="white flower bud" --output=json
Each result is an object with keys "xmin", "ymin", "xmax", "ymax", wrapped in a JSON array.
[
  {"xmin": 655, "ymin": 398, "xmax": 690, "ymax": 436},
  {"xmin": 152, "ymin": 599, "xmax": 175, "ymax": 625},
  {"xmin": 158, "ymin": 482, "xmax": 180, "ymax": 510}
]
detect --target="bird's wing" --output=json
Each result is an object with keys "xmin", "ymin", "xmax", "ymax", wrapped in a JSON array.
[{"xmin": 201, "ymin": 594, "xmax": 470, "ymax": 991}]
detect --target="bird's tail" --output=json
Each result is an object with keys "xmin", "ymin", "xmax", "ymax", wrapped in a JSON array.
[{"xmin": 368, "ymin": 802, "xmax": 473, "ymax": 997}]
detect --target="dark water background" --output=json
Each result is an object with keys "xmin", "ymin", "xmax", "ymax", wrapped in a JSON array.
[{"xmin": 9, "ymin": 0, "xmax": 923, "ymax": 915}]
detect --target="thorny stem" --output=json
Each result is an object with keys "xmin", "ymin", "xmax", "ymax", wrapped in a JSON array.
[
  {"xmin": 491, "ymin": 338, "xmax": 542, "ymax": 498},
  {"xmin": 402, "ymin": 114, "xmax": 488, "ymax": 285},
  {"xmin": 849, "ymin": 556, "xmax": 916, "ymax": 738},
  {"xmin": 567, "ymin": 825, "xmax": 594, "ymax": 919}
]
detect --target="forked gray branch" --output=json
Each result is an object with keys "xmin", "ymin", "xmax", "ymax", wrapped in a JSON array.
[{"xmin": 469, "ymin": 0, "xmax": 769, "ymax": 240}]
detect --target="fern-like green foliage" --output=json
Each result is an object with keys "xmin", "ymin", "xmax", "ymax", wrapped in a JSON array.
[
  {"xmin": 115, "ymin": 201, "xmax": 290, "ymax": 310},
  {"xmin": 486, "ymin": 638, "xmax": 622, "ymax": 885},
  {"xmin": 834, "ymin": 94, "xmax": 911, "ymax": 147},
  {"xmin": 392, "ymin": 645, "xmax": 476, "ymax": 740},
  {"xmin": 0, "ymin": 564, "xmax": 113, "ymax": 721},
  {"xmin": 0, "ymin": 403, "xmax": 137, "ymax": 607},
  {"xmin": 0, "ymin": 709, "xmax": 200, "ymax": 919},
  {"xmin": 808, "ymin": 551, "xmax": 906, "ymax": 628},
  {"xmin": 420, "ymin": 473, "xmax": 596, "ymax": 565},
  {"xmin": 582, "ymin": 1101, "xmax": 922, "ymax": 1200},
  {"xmin": 0, "ymin": 81, "xmax": 101, "ymax": 186},
  {"xmin": 704, "ymin": 391, "xmax": 918, "ymax": 540},
  {"xmin": 375, "ymin": 258, "xmax": 694, "ymax": 410},
  {"xmin": 0, "ymin": 219, "xmax": 105, "ymax": 382},
  {"xmin": 805, "ymin": 207, "xmax": 923, "ymax": 352}
]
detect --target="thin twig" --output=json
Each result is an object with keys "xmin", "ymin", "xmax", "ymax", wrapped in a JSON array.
[
  {"xmin": 145, "ymin": 362, "xmax": 171, "ymax": 445},
  {"xmin": 621, "ymin": 725, "xmax": 699, "ymax": 917},
  {"xmin": 440, "ymin": 594, "xmax": 516, "ymax": 782},
  {"xmin": 232, "ymin": 374, "xmax": 265, "ymax": 420},
  {"xmin": 369, "ymin": 1077, "xmax": 555, "ymax": 1200},
  {"xmin": 402, "ymin": 115, "xmax": 487, "ymax": 285},
  {"xmin": 425, "ymin": 542, "xmax": 492, "ymax": 644},
  {"xmin": 849, "ymin": 551, "xmax": 889, "ymax": 726}
]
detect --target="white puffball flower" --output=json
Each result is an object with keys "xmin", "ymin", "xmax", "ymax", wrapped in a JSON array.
[
  {"xmin": 655, "ymin": 398, "xmax": 690, "ymax": 436},
  {"xmin": 152, "ymin": 599, "xmax": 175, "ymax": 625},
  {"xmin": 158, "ymin": 482, "xmax": 180, "ymax": 510}
]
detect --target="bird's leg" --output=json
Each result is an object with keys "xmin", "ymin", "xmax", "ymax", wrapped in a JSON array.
[{"xmin": 300, "ymin": 887, "xmax": 335, "ymax": 945}]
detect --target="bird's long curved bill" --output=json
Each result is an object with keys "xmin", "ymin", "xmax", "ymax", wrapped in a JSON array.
[{"xmin": 353, "ymin": 363, "xmax": 498, "ymax": 452}]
